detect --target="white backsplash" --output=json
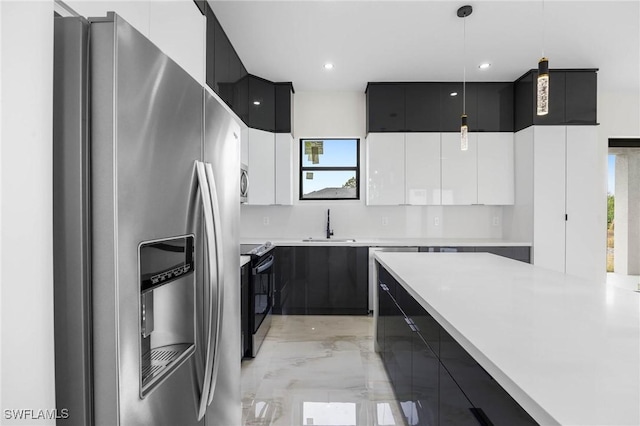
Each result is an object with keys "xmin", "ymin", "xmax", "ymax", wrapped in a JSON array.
[{"xmin": 240, "ymin": 203, "xmax": 504, "ymax": 240}]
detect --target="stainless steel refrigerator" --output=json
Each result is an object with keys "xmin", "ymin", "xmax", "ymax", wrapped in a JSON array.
[{"xmin": 53, "ymin": 12, "xmax": 241, "ymax": 425}]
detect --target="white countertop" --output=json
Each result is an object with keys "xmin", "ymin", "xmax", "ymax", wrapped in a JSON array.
[
  {"xmin": 240, "ymin": 255, "xmax": 251, "ymax": 268},
  {"xmin": 374, "ymin": 252, "xmax": 640, "ymax": 426},
  {"xmin": 240, "ymin": 238, "xmax": 532, "ymax": 247}
]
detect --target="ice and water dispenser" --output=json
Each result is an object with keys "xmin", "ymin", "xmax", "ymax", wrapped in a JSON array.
[{"xmin": 138, "ymin": 235, "xmax": 196, "ymax": 397}]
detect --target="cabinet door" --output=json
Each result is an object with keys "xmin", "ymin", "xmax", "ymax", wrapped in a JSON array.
[
  {"xmin": 440, "ymin": 83, "xmax": 477, "ymax": 132},
  {"xmin": 247, "ymin": 128, "xmax": 275, "ymax": 205},
  {"xmin": 477, "ymin": 133, "xmax": 514, "ymax": 205},
  {"xmin": 405, "ymin": 83, "xmax": 440, "ymax": 131},
  {"xmin": 533, "ymin": 126, "xmax": 566, "ymax": 273},
  {"xmin": 565, "ymin": 72, "xmax": 597, "ymax": 124},
  {"xmin": 565, "ymin": 126, "xmax": 603, "ymax": 281},
  {"xmin": 406, "ymin": 133, "xmax": 441, "ymax": 205},
  {"xmin": 441, "ymin": 132, "xmax": 478, "ymax": 205},
  {"xmin": 306, "ymin": 247, "xmax": 330, "ymax": 313},
  {"xmin": 288, "ymin": 247, "xmax": 308, "ymax": 314},
  {"xmin": 274, "ymin": 83, "xmax": 293, "ymax": 133},
  {"xmin": 366, "ymin": 133, "xmax": 405, "ymax": 205},
  {"xmin": 367, "ymin": 84, "xmax": 405, "ymax": 132},
  {"xmin": 533, "ymin": 70, "xmax": 566, "ymax": 125},
  {"xmin": 248, "ymin": 75, "xmax": 275, "ymax": 132},
  {"xmin": 476, "ymin": 82, "xmax": 514, "ymax": 132},
  {"xmin": 212, "ymin": 15, "xmax": 230, "ymax": 95},
  {"xmin": 274, "ymin": 133, "xmax": 293, "ymax": 205},
  {"xmin": 413, "ymin": 334, "xmax": 439, "ymax": 426},
  {"xmin": 327, "ymin": 247, "xmax": 368, "ymax": 314},
  {"xmin": 439, "ymin": 362, "xmax": 478, "ymax": 425},
  {"xmin": 440, "ymin": 330, "xmax": 537, "ymax": 425},
  {"xmin": 273, "ymin": 246, "xmax": 293, "ymax": 314}
]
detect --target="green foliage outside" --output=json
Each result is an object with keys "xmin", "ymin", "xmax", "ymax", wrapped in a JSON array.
[
  {"xmin": 343, "ymin": 176, "xmax": 357, "ymax": 188},
  {"xmin": 607, "ymin": 194, "xmax": 615, "ymax": 226}
]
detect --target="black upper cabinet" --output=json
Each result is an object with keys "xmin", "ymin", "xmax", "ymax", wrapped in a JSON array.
[
  {"xmin": 476, "ymin": 82, "xmax": 514, "ymax": 132},
  {"xmin": 367, "ymin": 84, "xmax": 406, "ymax": 132},
  {"xmin": 514, "ymin": 72, "xmax": 534, "ymax": 132},
  {"xmin": 405, "ymin": 83, "xmax": 440, "ymax": 132},
  {"xmin": 213, "ymin": 15, "xmax": 230, "ymax": 95},
  {"xmin": 203, "ymin": 3, "xmax": 289, "ymax": 132},
  {"xmin": 275, "ymin": 83, "xmax": 294, "ymax": 133},
  {"xmin": 532, "ymin": 70, "xmax": 566, "ymax": 126},
  {"xmin": 565, "ymin": 71, "xmax": 597, "ymax": 124},
  {"xmin": 248, "ymin": 75, "xmax": 275, "ymax": 132},
  {"xmin": 440, "ymin": 82, "xmax": 477, "ymax": 132},
  {"xmin": 514, "ymin": 69, "xmax": 598, "ymax": 131}
]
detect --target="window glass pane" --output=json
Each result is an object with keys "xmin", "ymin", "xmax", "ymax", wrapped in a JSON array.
[
  {"xmin": 301, "ymin": 139, "xmax": 357, "ymax": 167},
  {"xmin": 302, "ymin": 170, "xmax": 357, "ymax": 199}
]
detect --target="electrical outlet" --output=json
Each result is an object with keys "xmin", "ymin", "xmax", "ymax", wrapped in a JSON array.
[
  {"xmin": 434, "ymin": 216, "xmax": 440, "ymax": 226},
  {"xmin": 263, "ymin": 216, "xmax": 270, "ymax": 225},
  {"xmin": 382, "ymin": 217, "xmax": 388, "ymax": 226},
  {"xmin": 492, "ymin": 216, "xmax": 499, "ymax": 226}
]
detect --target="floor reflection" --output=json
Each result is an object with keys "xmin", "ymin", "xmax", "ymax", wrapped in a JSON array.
[{"xmin": 241, "ymin": 315, "xmax": 405, "ymax": 426}]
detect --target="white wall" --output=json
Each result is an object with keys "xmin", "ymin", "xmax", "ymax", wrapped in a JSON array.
[
  {"xmin": 1, "ymin": 1, "xmax": 56, "ymax": 424},
  {"xmin": 66, "ymin": 0, "xmax": 205, "ymax": 84},
  {"xmin": 240, "ymin": 91, "xmax": 505, "ymax": 240}
]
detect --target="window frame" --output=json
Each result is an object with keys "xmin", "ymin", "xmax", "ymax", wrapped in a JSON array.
[{"xmin": 299, "ymin": 138, "xmax": 361, "ymax": 201}]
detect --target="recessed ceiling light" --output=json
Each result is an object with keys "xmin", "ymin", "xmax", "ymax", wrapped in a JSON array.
[
  {"xmin": 253, "ymin": 100, "xmax": 261, "ymax": 106},
  {"xmin": 479, "ymin": 62, "xmax": 491, "ymax": 70},
  {"xmin": 323, "ymin": 63, "xmax": 334, "ymax": 70},
  {"xmin": 450, "ymin": 92, "xmax": 458, "ymax": 97}
]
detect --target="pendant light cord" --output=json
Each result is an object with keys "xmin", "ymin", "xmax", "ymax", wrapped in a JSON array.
[
  {"xmin": 542, "ymin": 0, "xmax": 545, "ymax": 57},
  {"xmin": 463, "ymin": 14, "xmax": 466, "ymax": 115}
]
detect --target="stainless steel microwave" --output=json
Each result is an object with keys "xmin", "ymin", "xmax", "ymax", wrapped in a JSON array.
[{"xmin": 240, "ymin": 163, "xmax": 248, "ymax": 203}]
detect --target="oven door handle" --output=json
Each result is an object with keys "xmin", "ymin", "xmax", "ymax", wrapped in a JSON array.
[{"xmin": 254, "ymin": 255, "xmax": 274, "ymax": 274}]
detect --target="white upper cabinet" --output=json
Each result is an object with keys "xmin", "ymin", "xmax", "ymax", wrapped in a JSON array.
[
  {"xmin": 477, "ymin": 133, "xmax": 514, "ymax": 205},
  {"xmin": 405, "ymin": 133, "xmax": 441, "ymax": 205},
  {"xmin": 275, "ymin": 133, "xmax": 294, "ymax": 205},
  {"xmin": 441, "ymin": 132, "xmax": 478, "ymax": 205},
  {"xmin": 244, "ymin": 129, "xmax": 293, "ymax": 205},
  {"xmin": 366, "ymin": 133, "xmax": 405, "ymax": 205},
  {"xmin": 247, "ymin": 128, "xmax": 275, "ymax": 205}
]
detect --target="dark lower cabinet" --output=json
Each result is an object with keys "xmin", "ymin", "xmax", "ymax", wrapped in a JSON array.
[
  {"xmin": 441, "ymin": 329, "xmax": 538, "ymax": 426},
  {"xmin": 418, "ymin": 246, "xmax": 531, "ymax": 263},
  {"xmin": 376, "ymin": 262, "xmax": 539, "ymax": 426},
  {"xmin": 274, "ymin": 246, "xmax": 368, "ymax": 315}
]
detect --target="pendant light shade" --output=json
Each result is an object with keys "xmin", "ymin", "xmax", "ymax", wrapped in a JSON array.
[
  {"xmin": 460, "ymin": 114, "xmax": 469, "ymax": 151},
  {"xmin": 457, "ymin": 5, "xmax": 472, "ymax": 151},
  {"xmin": 537, "ymin": 57, "xmax": 549, "ymax": 116}
]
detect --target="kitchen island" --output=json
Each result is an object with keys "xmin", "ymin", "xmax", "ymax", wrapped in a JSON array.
[{"xmin": 375, "ymin": 252, "xmax": 640, "ymax": 426}]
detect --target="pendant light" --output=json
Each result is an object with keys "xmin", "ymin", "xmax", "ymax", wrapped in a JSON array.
[
  {"xmin": 537, "ymin": 0, "xmax": 549, "ymax": 115},
  {"xmin": 457, "ymin": 5, "xmax": 472, "ymax": 151}
]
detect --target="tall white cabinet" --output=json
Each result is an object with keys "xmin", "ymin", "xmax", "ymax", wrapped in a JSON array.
[{"xmin": 530, "ymin": 125, "xmax": 605, "ymax": 281}]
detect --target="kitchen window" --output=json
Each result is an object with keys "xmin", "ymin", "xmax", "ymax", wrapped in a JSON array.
[{"xmin": 299, "ymin": 138, "xmax": 360, "ymax": 200}]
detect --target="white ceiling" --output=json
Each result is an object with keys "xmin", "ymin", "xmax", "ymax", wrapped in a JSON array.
[{"xmin": 209, "ymin": 0, "xmax": 640, "ymax": 94}]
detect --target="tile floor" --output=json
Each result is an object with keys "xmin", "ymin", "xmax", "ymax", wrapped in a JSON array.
[{"xmin": 240, "ymin": 315, "xmax": 405, "ymax": 426}]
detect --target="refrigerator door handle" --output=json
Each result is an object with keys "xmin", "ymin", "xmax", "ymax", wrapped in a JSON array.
[
  {"xmin": 195, "ymin": 161, "xmax": 216, "ymax": 421},
  {"xmin": 204, "ymin": 162, "xmax": 224, "ymax": 406}
]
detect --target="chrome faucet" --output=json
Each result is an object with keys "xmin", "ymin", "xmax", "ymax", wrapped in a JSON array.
[{"xmin": 326, "ymin": 209, "xmax": 334, "ymax": 239}]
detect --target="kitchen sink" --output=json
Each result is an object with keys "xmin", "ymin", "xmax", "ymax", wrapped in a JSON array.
[{"xmin": 302, "ymin": 238, "xmax": 356, "ymax": 243}]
